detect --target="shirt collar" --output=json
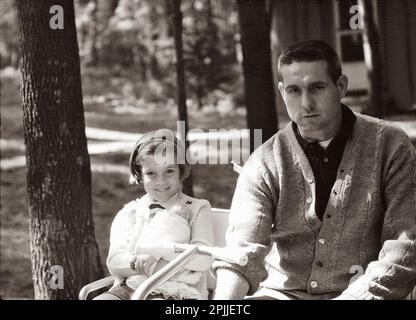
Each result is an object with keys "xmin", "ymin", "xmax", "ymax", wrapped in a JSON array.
[
  {"xmin": 147, "ymin": 191, "xmax": 182, "ymax": 210},
  {"xmin": 292, "ymin": 104, "xmax": 356, "ymax": 150}
]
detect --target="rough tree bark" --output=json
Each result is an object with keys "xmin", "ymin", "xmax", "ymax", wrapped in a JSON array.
[
  {"xmin": 16, "ymin": 0, "xmax": 103, "ymax": 299},
  {"xmin": 237, "ymin": 0, "xmax": 278, "ymax": 153}
]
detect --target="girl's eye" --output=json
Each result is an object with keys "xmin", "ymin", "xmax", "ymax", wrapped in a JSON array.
[
  {"xmin": 166, "ymin": 169, "xmax": 175, "ymax": 174},
  {"xmin": 145, "ymin": 171, "xmax": 155, "ymax": 177}
]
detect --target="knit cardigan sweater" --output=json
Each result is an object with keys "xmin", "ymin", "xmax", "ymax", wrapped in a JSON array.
[{"xmin": 213, "ymin": 112, "xmax": 416, "ymax": 299}]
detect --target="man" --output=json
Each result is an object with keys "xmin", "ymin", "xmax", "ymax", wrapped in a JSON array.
[{"xmin": 213, "ymin": 40, "xmax": 416, "ymax": 300}]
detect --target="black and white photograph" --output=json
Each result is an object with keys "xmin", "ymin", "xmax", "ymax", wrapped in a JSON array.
[{"xmin": 1, "ymin": 0, "xmax": 415, "ymax": 306}]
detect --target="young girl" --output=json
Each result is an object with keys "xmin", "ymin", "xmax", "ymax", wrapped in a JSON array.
[{"xmin": 95, "ymin": 129, "xmax": 214, "ymax": 300}]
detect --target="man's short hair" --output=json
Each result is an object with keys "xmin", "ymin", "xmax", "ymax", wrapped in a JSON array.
[{"xmin": 278, "ymin": 39, "xmax": 342, "ymax": 84}]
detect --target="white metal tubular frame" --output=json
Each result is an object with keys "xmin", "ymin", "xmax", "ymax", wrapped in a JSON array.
[
  {"xmin": 131, "ymin": 245, "xmax": 200, "ymax": 300},
  {"xmin": 78, "ymin": 275, "xmax": 115, "ymax": 300}
]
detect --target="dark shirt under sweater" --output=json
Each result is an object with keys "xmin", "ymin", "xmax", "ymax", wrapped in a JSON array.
[{"xmin": 293, "ymin": 105, "xmax": 356, "ymax": 220}]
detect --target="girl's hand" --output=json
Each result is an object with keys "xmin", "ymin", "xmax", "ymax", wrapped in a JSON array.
[{"xmin": 136, "ymin": 254, "xmax": 157, "ymax": 277}]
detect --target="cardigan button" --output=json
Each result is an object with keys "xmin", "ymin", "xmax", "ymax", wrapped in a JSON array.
[
  {"xmin": 310, "ymin": 281, "xmax": 318, "ymax": 288},
  {"xmin": 306, "ymin": 197, "xmax": 312, "ymax": 204}
]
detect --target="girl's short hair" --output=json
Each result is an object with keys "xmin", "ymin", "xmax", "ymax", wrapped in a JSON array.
[{"xmin": 129, "ymin": 129, "xmax": 191, "ymax": 184}]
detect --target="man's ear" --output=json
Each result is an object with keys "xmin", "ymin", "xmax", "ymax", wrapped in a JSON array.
[
  {"xmin": 337, "ymin": 74, "xmax": 348, "ymax": 98},
  {"xmin": 278, "ymin": 81, "xmax": 285, "ymax": 99}
]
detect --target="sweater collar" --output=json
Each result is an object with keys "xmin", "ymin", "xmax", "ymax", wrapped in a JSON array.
[{"xmin": 292, "ymin": 104, "xmax": 356, "ymax": 151}]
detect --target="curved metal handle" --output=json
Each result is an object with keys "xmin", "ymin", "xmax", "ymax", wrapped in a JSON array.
[
  {"xmin": 174, "ymin": 243, "xmax": 248, "ymax": 266},
  {"xmin": 131, "ymin": 246, "xmax": 199, "ymax": 300},
  {"xmin": 131, "ymin": 244, "xmax": 249, "ymax": 300}
]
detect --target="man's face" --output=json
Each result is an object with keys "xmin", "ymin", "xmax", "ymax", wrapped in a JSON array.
[{"xmin": 278, "ymin": 60, "xmax": 348, "ymax": 141}]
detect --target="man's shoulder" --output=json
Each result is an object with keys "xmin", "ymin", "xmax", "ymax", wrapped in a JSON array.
[
  {"xmin": 248, "ymin": 124, "xmax": 292, "ymax": 161},
  {"xmin": 241, "ymin": 127, "xmax": 292, "ymax": 179},
  {"xmin": 355, "ymin": 112, "xmax": 409, "ymax": 140}
]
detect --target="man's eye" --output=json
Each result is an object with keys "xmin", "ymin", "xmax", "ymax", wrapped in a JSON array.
[
  {"xmin": 287, "ymin": 88, "xmax": 299, "ymax": 94},
  {"xmin": 312, "ymin": 85, "xmax": 325, "ymax": 91},
  {"xmin": 166, "ymin": 169, "xmax": 175, "ymax": 174}
]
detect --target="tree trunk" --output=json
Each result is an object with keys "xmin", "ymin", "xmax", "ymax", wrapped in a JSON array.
[
  {"xmin": 167, "ymin": 0, "xmax": 193, "ymax": 196},
  {"xmin": 87, "ymin": 0, "xmax": 98, "ymax": 67},
  {"xmin": 16, "ymin": 0, "xmax": 103, "ymax": 299},
  {"xmin": 358, "ymin": 0, "xmax": 384, "ymax": 117},
  {"xmin": 206, "ymin": 0, "xmax": 219, "ymax": 90},
  {"xmin": 237, "ymin": 0, "xmax": 278, "ymax": 153}
]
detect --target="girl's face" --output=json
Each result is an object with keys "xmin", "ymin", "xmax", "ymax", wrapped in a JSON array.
[{"xmin": 140, "ymin": 156, "xmax": 182, "ymax": 203}]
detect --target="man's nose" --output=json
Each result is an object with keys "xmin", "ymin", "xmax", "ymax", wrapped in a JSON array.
[{"xmin": 301, "ymin": 92, "xmax": 314, "ymax": 111}]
